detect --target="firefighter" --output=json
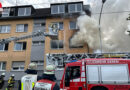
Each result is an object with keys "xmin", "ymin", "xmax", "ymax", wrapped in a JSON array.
[
  {"xmin": 19, "ymin": 62, "xmax": 38, "ymax": 90},
  {"xmin": 7, "ymin": 74, "xmax": 15, "ymax": 90},
  {"xmin": 0, "ymin": 73, "xmax": 5, "ymax": 89},
  {"xmin": 34, "ymin": 65, "xmax": 60, "ymax": 90}
]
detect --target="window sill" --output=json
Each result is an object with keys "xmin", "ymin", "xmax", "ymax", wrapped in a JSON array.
[
  {"xmin": 0, "ymin": 32, "xmax": 10, "ymax": 34},
  {"xmin": 0, "ymin": 51, "xmax": 8, "ymax": 52},
  {"xmin": 0, "ymin": 70, "xmax": 6, "ymax": 71},
  {"xmin": 11, "ymin": 70, "xmax": 24, "ymax": 72},
  {"xmin": 15, "ymin": 32, "xmax": 27, "ymax": 33},
  {"xmin": 51, "ymin": 48, "xmax": 64, "ymax": 50},
  {"xmin": 13, "ymin": 50, "xmax": 25, "ymax": 52}
]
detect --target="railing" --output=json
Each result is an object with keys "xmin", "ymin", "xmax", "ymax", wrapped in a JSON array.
[{"xmin": 46, "ymin": 53, "xmax": 130, "ymax": 68}]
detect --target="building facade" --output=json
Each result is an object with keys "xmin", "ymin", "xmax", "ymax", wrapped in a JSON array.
[
  {"xmin": 0, "ymin": 1, "xmax": 91, "ymax": 80},
  {"xmin": 0, "ymin": 5, "xmax": 46, "ymax": 80},
  {"xmin": 44, "ymin": 1, "xmax": 91, "ymax": 68}
]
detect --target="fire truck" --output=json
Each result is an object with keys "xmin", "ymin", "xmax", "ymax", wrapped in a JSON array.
[{"xmin": 60, "ymin": 57, "xmax": 130, "ymax": 90}]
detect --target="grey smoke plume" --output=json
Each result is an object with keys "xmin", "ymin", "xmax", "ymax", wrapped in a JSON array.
[{"xmin": 71, "ymin": 0, "xmax": 130, "ymax": 53}]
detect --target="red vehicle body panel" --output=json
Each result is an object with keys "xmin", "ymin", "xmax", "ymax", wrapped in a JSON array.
[{"xmin": 60, "ymin": 58, "xmax": 130, "ymax": 90}]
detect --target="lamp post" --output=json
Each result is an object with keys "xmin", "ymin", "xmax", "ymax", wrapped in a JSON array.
[{"xmin": 99, "ymin": 0, "xmax": 106, "ymax": 53}]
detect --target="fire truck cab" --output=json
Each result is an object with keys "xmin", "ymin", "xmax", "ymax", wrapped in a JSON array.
[{"xmin": 60, "ymin": 58, "xmax": 130, "ymax": 90}]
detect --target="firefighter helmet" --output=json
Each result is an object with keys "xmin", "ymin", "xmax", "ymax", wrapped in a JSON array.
[
  {"xmin": 12, "ymin": 74, "xmax": 15, "ymax": 77},
  {"xmin": 28, "ymin": 62, "xmax": 37, "ymax": 70},
  {"xmin": 44, "ymin": 65, "xmax": 55, "ymax": 74},
  {"xmin": 2, "ymin": 73, "xmax": 5, "ymax": 76}
]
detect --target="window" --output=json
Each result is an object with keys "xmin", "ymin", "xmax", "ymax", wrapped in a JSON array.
[
  {"xmin": 0, "ymin": 25, "xmax": 11, "ymax": 33},
  {"xmin": 51, "ymin": 40, "xmax": 63, "ymax": 49},
  {"xmin": 69, "ymin": 21, "xmax": 78, "ymax": 30},
  {"xmin": 34, "ymin": 23, "xmax": 45, "ymax": 27},
  {"xmin": 31, "ymin": 61, "xmax": 44, "ymax": 65},
  {"xmin": 69, "ymin": 39, "xmax": 83, "ymax": 48},
  {"xmin": 32, "ymin": 41, "xmax": 44, "ymax": 45},
  {"xmin": 18, "ymin": 7, "xmax": 31, "ymax": 16},
  {"xmin": 68, "ymin": 3, "xmax": 82, "ymax": 13},
  {"xmin": 51, "ymin": 5, "xmax": 65, "ymax": 14},
  {"xmin": 0, "ymin": 43, "xmax": 9, "ymax": 51},
  {"xmin": 51, "ymin": 22, "xmax": 63, "ymax": 30},
  {"xmin": 0, "ymin": 62, "xmax": 6, "ymax": 71},
  {"xmin": 16, "ymin": 24, "xmax": 28, "ymax": 32},
  {"xmin": 12, "ymin": 61, "xmax": 24, "ymax": 71},
  {"xmin": 2, "ymin": 8, "xmax": 10, "ymax": 17},
  {"xmin": 14, "ymin": 42, "xmax": 26, "ymax": 51}
]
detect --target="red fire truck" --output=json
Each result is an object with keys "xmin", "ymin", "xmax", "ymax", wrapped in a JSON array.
[{"xmin": 60, "ymin": 58, "xmax": 130, "ymax": 90}]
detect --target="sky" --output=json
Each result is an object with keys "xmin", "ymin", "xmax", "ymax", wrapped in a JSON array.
[{"xmin": 1, "ymin": 0, "xmax": 88, "ymax": 8}]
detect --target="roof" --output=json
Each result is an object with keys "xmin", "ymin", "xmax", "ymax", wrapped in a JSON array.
[
  {"xmin": 51, "ymin": 1, "xmax": 83, "ymax": 5},
  {"xmin": 0, "ymin": 1, "xmax": 91, "ymax": 20}
]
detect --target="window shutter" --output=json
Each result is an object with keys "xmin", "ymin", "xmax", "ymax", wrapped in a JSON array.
[
  {"xmin": 5, "ymin": 43, "xmax": 9, "ymax": 50},
  {"xmin": 23, "ymin": 42, "xmax": 26, "ymax": 50}
]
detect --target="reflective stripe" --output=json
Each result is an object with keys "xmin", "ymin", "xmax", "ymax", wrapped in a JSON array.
[
  {"xmin": 32, "ymin": 82, "xmax": 35, "ymax": 88},
  {"xmin": 21, "ymin": 82, "xmax": 35, "ymax": 90},
  {"xmin": 21, "ymin": 83, "xmax": 23, "ymax": 90}
]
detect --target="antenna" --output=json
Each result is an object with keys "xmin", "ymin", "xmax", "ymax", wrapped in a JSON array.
[{"xmin": 16, "ymin": 0, "xmax": 18, "ymax": 6}]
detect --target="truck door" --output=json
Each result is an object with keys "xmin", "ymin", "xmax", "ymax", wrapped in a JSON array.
[{"xmin": 64, "ymin": 66, "xmax": 81, "ymax": 90}]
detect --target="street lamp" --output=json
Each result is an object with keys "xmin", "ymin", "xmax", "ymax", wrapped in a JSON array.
[{"xmin": 99, "ymin": 0, "xmax": 106, "ymax": 53}]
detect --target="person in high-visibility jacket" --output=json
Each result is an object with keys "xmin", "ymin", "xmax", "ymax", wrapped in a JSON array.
[
  {"xmin": 34, "ymin": 65, "xmax": 60, "ymax": 90},
  {"xmin": 7, "ymin": 74, "xmax": 15, "ymax": 90},
  {"xmin": 19, "ymin": 62, "xmax": 38, "ymax": 90},
  {"xmin": 0, "ymin": 73, "xmax": 5, "ymax": 89}
]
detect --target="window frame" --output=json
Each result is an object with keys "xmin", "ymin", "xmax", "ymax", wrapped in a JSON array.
[
  {"xmin": 32, "ymin": 41, "xmax": 45, "ymax": 45},
  {"xmin": 51, "ymin": 5, "xmax": 65, "ymax": 14},
  {"xmin": 18, "ymin": 7, "xmax": 31, "ymax": 16},
  {"xmin": 31, "ymin": 61, "xmax": 44, "ymax": 65},
  {"xmin": 69, "ymin": 21, "xmax": 79, "ymax": 30},
  {"xmin": 50, "ymin": 22, "xmax": 64, "ymax": 30},
  {"xmin": 50, "ymin": 40, "xmax": 64, "ymax": 49},
  {"xmin": 14, "ymin": 42, "xmax": 26, "ymax": 51},
  {"xmin": 68, "ymin": 3, "xmax": 83, "ymax": 13},
  {"xmin": 16, "ymin": 24, "xmax": 28, "ymax": 32},
  {"xmin": 2, "ymin": 8, "xmax": 10, "ymax": 17},
  {"xmin": 0, "ymin": 25, "xmax": 11, "ymax": 33},
  {"xmin": 34, "ymin": 23, "xmax": 45, "ymax": 27},
  {"xmin": 12, "ymin": 61, "xmax": 25, "ymax": 71},
  {"xmin": 0, "ymin": 62, "xmax": 6, "ymax": 71},
  {"xmin": 0, "ymin": 44, "xmax": 5, "ymax": 51}
]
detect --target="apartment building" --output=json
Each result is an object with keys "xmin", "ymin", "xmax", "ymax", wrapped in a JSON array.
[
  {"xmin": 44, "ymin": 2, "xmax": 91, "ymax": 69},
  {"xmin": 0, "ymin": 1, "xmax": 91, "ymax": 80},
  {"xmin": 0, "ymin": 5, "xmax": 46, "ymax": 80}
]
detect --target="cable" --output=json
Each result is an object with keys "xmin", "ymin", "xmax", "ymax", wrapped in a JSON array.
[{"xmin": 92, "ymin": 11, "xmax": 130, "ymax": 15}]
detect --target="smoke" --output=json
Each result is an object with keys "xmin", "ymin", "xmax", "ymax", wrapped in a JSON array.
[{"xmin": 71, "ymin": 0, "xmax": 130, "ymax": 53}]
